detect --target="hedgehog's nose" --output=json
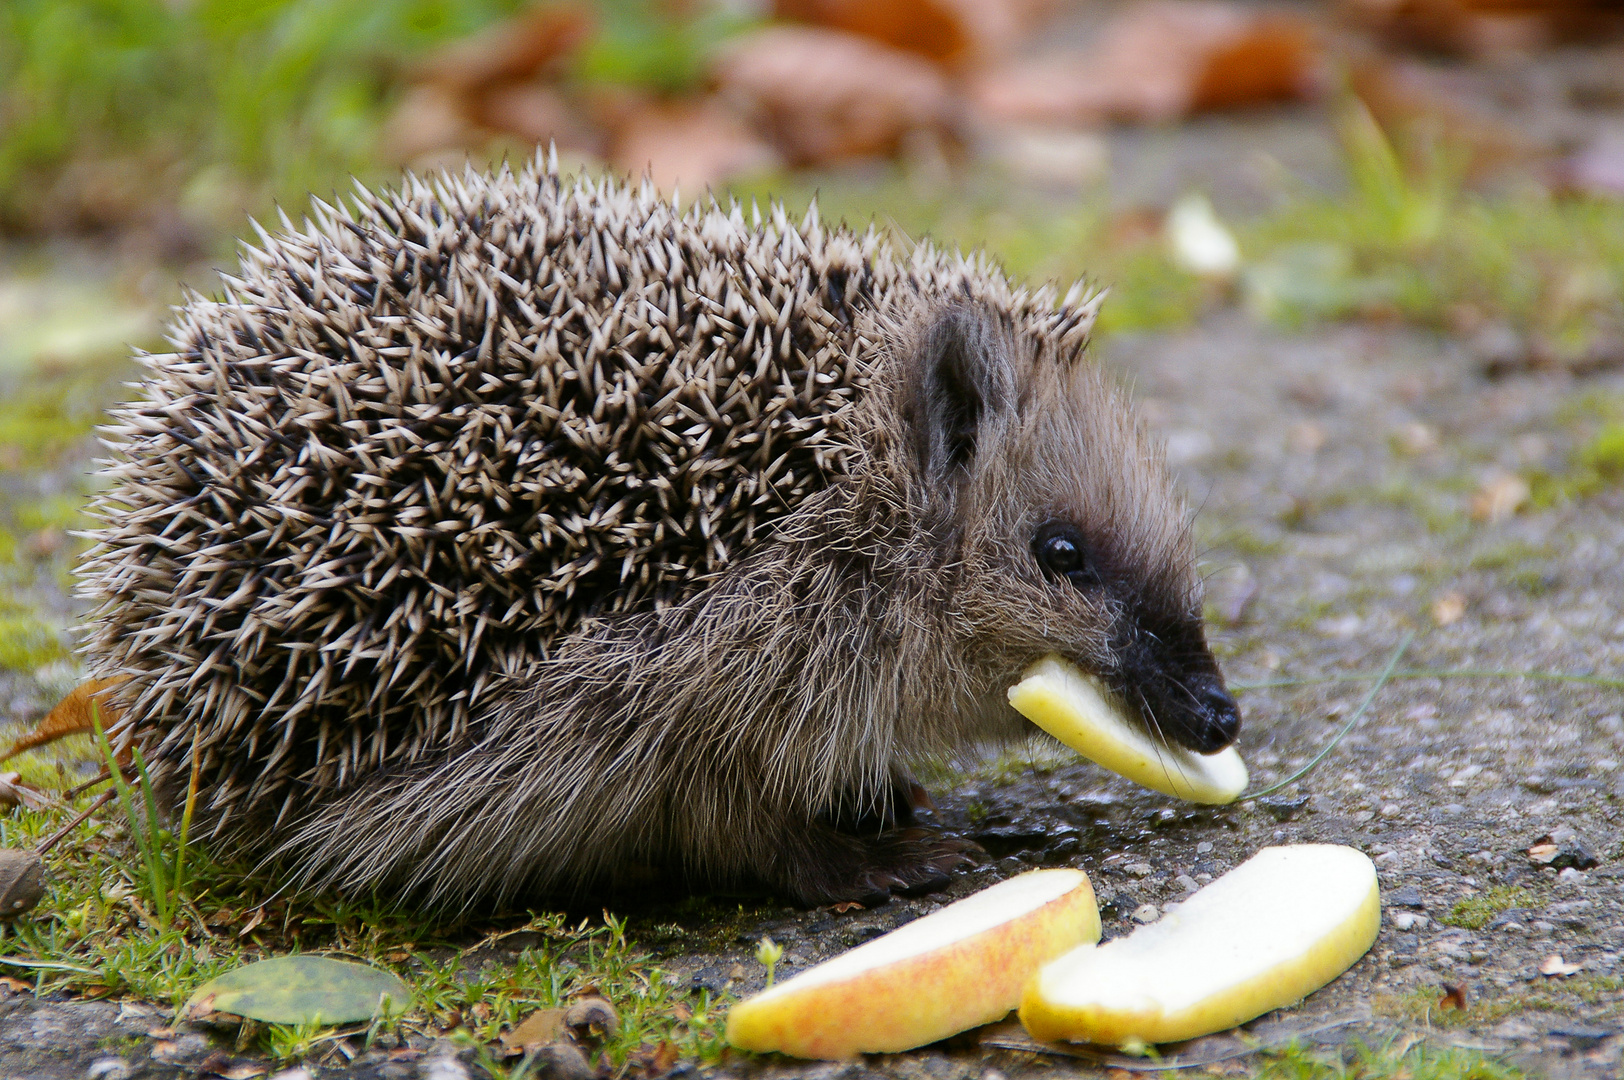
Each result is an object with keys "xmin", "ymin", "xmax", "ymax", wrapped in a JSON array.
[{"xmin": 1181, "ymin": 675, "xmax": 1241, "ymax": 754}]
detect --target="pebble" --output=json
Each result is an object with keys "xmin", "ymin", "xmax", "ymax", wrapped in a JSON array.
[
  {"xmin": 1391, "ymin": 912, "xmax": 1429, "ymax": 931},
  {"xmin": 1529, "ymin": 828, "xmax": 1600, "ymax": 872},
  {"xmin": 420, "ymin": 1046, "xmax": 472, "ymax": 1080},
  {"xmin": 1258, "ymin": 795, "xmax": 1308, "ymax": 821},
  {"xmin": 1132, "ymin": 903, "xmax": 1161, "ymax": 924},
  {"xmin": 1558, "ymin": 867, "xmax": 1589, "ymax": 884},
  {"xmin": 87, "ymin": 1059, "xmax": 132, "ymax": 1080},
  {"xmin": 1174, "ymin": 874, "xmax": 1200, "ymax": 894},
  {"xmin": 1388, "ymin": 885, "xmax": 1425, "ymax": 908},
  {"xmin": 1195, "ymin": 841, "xmax": 1213, "ymax": 854}
]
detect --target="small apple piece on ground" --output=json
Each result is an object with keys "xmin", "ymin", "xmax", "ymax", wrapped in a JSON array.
[
  {"xmin": 726, "ymin": 868, "xmax": 1099, "ymax": 1058},
  {"xmin": 1020, "ymin": 844, "xmax": 1379, "ymax": 1047},
  {"xmin": 1008, "ymin": 654, "xmax": 1247, "ymax": 804}
]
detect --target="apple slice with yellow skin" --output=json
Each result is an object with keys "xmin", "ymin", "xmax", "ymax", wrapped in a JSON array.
[
  {"xmin": 726, "ymin": 868, "xmax": 1099, "ymax": 1059},
  {"xmin": 1008, "ymin": 654, "xmax": 1247, "ymax": 804},
  {"xmin": 1019, "ymin": 844, "xmax": 1380, "ymax": 1048}
]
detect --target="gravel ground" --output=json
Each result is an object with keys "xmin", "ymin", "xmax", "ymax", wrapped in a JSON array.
[{"xmin": 4, "ymin": 311, "xmax": 1621, "ymax": 1079}]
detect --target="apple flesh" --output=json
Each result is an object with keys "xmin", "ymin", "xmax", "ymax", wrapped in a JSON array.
[
  {"xmin": 726, "ymin": 868, "xmax": 1100, "ymax": 1058},
  {"xmin": 1020, "ymin": 844, "xmax": 1380, "ymax": 1048},
  {"xmin": 1008, "ymin": 654, "xmax": 1247, "ymax": 804}
]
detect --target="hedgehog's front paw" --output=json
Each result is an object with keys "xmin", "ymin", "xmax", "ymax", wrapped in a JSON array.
[{"xmin": 780, "ymin": 826, "xmax": 980, "ymax": 908}]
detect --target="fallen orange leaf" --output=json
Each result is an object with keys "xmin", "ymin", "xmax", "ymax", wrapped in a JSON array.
[{"xmin": 0, "ymin": 677, "xmax": 128, "ymax": 764}]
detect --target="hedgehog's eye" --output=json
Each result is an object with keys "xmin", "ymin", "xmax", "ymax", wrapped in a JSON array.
[{"xmin": 1034, "ymin": 522, "xmax": 1101, "ymax": 588}]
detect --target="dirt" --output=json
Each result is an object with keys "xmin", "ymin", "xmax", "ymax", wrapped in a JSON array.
[{"xmin": 2, "ymin": 308, "xmax": 1620, "ymax": 1078}]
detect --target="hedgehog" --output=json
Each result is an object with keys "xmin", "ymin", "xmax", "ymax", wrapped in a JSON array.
[{"xmin": 78, "ymin": 155, "xmax": 1240, "ymax": 909}]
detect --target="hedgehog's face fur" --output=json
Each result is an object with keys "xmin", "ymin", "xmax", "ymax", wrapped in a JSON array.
[{"xmin": 898, "ymin": 304, "xmax": 1240, "ymax": 755}]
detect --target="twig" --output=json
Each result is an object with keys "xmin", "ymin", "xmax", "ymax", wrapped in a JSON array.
[
  {"xmin": 1240, "ymin": 632, "xmax": 1413, "ymax": 802},
  {"xmin": 64, "ymin": 767, "xmax": 113, "ymax": 800},
  {"xmin": 35, "ymin": 789, "xmax": 115, "ymax": 855}
]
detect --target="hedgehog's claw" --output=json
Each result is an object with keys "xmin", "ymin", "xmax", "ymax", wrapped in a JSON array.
[{"xmin": 774, "ymin": 823, "xmax": 980, "ymax": 908}]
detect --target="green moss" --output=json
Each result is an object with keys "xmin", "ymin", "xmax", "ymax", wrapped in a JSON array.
[
  {"xmin": 1254, "ymin": 1037, "xmax": 1522, "ymax": 1080},
  {"xmin": 0, "ymin": 398, "xmax": 98, "ymax": 468},
  {"xmin": 0, "ymin": 613, "xmax": 69, "ymax": 670},
  {"xmin": 1578, "ymin": 423, "xmax": 1624, "ymax": 480},
  {"xmin": 14, "ymin": 494, "xmax": 91, "ymax": 533},
  {"xmin": 1441, "ymin": 886, "xmax": 1533, "ymax": 930}
]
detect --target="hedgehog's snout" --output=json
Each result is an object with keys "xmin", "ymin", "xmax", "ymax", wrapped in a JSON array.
[
  {"xmin": 1110, "ymin": 638, "xmax": 1242, "ymax": 755},
  {"xmin": 1170, "ymin": 673, "xmax": 1241, "ymax": 754}
]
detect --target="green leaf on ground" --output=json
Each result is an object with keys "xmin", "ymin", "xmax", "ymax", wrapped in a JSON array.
[{"xmin": 186, "ymin": 955, "xmax": 409, "ymax": 1025}]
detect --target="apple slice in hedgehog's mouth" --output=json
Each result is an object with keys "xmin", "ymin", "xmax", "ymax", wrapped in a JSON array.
[{"xmin": 1007, "ymin": 654, "xmax": 1248, "ymax": 805}]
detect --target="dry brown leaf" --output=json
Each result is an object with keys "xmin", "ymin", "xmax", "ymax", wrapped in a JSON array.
[
  {"xmin": 1539, "ymin": 953, "xmax": 1581, "ymax": 976},
  {"xmin": 829, "ymin": 900, "xmax": 864, "ymax": 913},
  {"xmin": 1342, "ymin": 0, "xmax": 1624, "ymax": 56},
  {"xmin": 218, "ymin": 1066, "xmax": 268, "ymax": 1080},
  {"xmin": 199, "ymin": 1052, "xmax": 267, "ymax": 1080},
  {"xmin": 181, "ymin": 994, "xmax": 215, "ymax": 1021},
  {"xmin": 236, "ymin": 907, "xmax": 267, "ymax": 938},
  {"xmin": 1439, "ymin": 982, "xmax": 1467, "ymax": 1010},
  {"xmin": 713, "ymin": 26, "xmax": 958, "ymax": 166},
  {"xmin": 608, "ymin": 98, "xmax": 779, "ymax": 195},
  {"xmin": 776, "ymin": 0, "xmax": 973, "ymax": 65},
  {"xmin": 380, "ymin": 85, "xmax": 481, "ymax": 164},
  {"xmin": 384, "ymin": 4, "xmax": 596, "ymax": 164},
  {"xmin": 476, "ymin": 84, "xmax": 586, "ymax": 147},
  {"xmin": 1191, "ymin": 16, "xmax": 1319, "ymax": 112},
  {"xmin": 416, "ymin": 4, "xmax": 594, "ymax": 94},
  {"xmin": 0, "ymin": 772, "xmax": 54, "ymax": 812},
  {"xmin": 1469, "ymin": 471, "xmax": 1530, "ymax": 523},
  {"xmin": 1, "ymin": 677, "xmax": 128, "ymax": 764},
  {"xmin": 1527, "ymin": 841, "xmax": 1560, "ymax": 864},
  {"xmin": 623, "ymin": 1040, "xmax": 682, "ymax": 1078},
  {"xmin": 1430, "ymin": 592, "xmax": 1466, "ymax": 626},
  {"xmin": 774, "ymin": 0, "xmax": 1045, "ymax": 69},
  {"xmin": 972, "ymin": 1, "xmax": 1320, "ymax": 127},
  {"xmin": 499, "ymin": 1008, "xmax": 567, "ymax": 1056}
]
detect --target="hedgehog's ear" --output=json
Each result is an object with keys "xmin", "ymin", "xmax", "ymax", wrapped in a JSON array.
[{"xmin": 905, "ymin": 306, "xmax": 1015, "ymax": 481}]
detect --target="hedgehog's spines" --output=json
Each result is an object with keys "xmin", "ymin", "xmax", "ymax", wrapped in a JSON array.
[{"xmin": 79, "ymin": 157, "xmax": 1147, "ymax": 904}]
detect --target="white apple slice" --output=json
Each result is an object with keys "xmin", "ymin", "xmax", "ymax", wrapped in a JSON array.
[
  {"xmin": 1020, "ymin": 844, "xmax": 1380, "ymax": 1048},
  {"xmin": 726, "ymin": 868, "xmax": 1099, "ymax": 1059},
  {"xmin": 1008, "ymin": 654, "xmax": 1247, "ymax": 804}
]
